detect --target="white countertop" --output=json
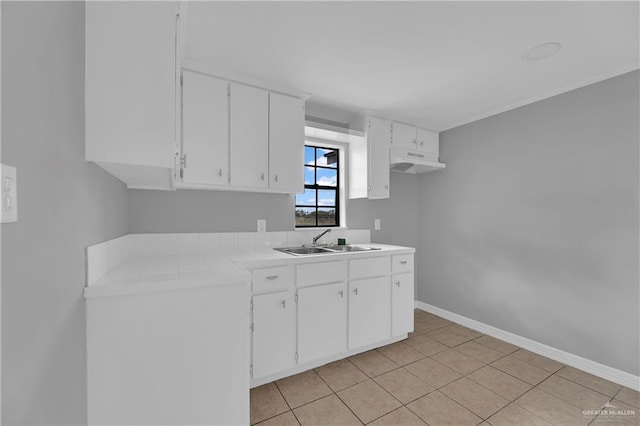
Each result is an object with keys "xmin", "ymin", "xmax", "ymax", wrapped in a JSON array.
[{"xmin": 84, "ymin": 243, "xmax": 415, "ymax": 299}]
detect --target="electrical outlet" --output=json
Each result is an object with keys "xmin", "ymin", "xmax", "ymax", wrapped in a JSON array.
[
  {"xmin": 1, "ymin": 164, "xmax": 17, "ymax": 223},
  {"xmin": 257, "ymin": 219, "xmax": 266, "ymax": 233},
  {"xmin": 374, "ymin": 219, "xmax": 381, "ymax": 230}
]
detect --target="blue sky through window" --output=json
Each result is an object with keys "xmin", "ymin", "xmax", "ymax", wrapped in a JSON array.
[{"xmin": 296, "ymin": 145, "xmax": 339, "ymax": 227}]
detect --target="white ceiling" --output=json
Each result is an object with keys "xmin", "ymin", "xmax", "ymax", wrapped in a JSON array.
[{"xmin": 184, "ymin": 1, "xmax": 639, "ymax": 131}]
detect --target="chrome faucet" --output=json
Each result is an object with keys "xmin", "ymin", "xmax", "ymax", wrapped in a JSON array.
[{"xmin": 312, "ymin": 228, "xmax": 332, "ymax": 246}]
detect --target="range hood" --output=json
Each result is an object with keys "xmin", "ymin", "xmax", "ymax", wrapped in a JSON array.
[{"xmin": 389, "ymin": 148, "xmax": 446, "ymax": 174}]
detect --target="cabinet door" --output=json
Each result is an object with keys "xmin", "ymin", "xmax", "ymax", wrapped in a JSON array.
[
  {"xmin": 252, "ymin": 291, "xmax": 296, "ymax": 379},
  {"xmin": 269, "ymin": 93, "xmax": 304, "ymax": 193},
  {"xmin": 298, "ymin": 282, "xmax": 347, "ymax": 364},
  {"xmin": 368, "ymin": 117, "xmax": 391, "ymax": 199},
  {"xmin": 230, "ymin": 83, "xmax": 269, "ymax": 188},
  {"xmin": 348, "ymin": 277, "xmax": 391, "ymax": 349},
  {"xmin": 392, "ymin": 272, "xmax": 414, "ymax": 336},
  {"xmin": 182, "ymin": 71, "xmax": 229, "ymax": 186},
  {"xmin": 86, "ymin": 2, "xmax": 177, "ymax": 169},
  {"xmin": 391, "ymin": 122, "xmax": 417, "ymax": 150},
  {"xmin": 417, "ymin": 128, "xmax": 439, "ymax": 162}
]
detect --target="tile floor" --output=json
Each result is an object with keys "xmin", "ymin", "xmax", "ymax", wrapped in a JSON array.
[{"xmin": 250, "ymin": 309, "xmax": 639, "ymax": 425}]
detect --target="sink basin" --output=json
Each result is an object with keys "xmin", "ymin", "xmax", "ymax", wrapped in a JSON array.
[
  {"xmin": 325, "ymin": 245, "xmax": 381, "ymax": 252},
  {"xmin": 275, "ymin": 246, "xmax": 334, "ymax": 256},
  {"xmin": 274, "ymin": 245, "xmax": 381, "ymax": 256}
]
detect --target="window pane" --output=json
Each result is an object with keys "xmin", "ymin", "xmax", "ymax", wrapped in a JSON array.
[
  {"xmin": 316, "ymin": 168, "xmax": 337, "ymax": 187},
  {"xmin": 304, "ymin": 166, "xmax": 315, "ymax": 185},
  {"xmin": 318, "ymin": 189, "xmax": 336, "ymax": 207},
  {"xmin": 305, "ymin": 146, "xmax": 315, "ymax": 166},
  {"xmin": 295, "ymin": 207, "xmax": 316, "ymax": 227},
  {"xmin": 317, "ymin": 208, "xmax": 336, "ymax": 226},
  {"xmin": 295, "ymin": 188, "xmax": 316, "ymax": 206},
  {"xmin": 316, "ymin": 148, "xmax": 338, "ymax": 168}
]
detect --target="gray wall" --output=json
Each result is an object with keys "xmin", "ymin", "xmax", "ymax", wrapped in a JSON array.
[
  {"xmin": 128, "ymin": 173, "xmax": 419, "ymax": 248},
  {"xmin": 417, "ymin": 70, "xmax": 639, "ymax": 375},
  {"xmin": 1, "ymin": 2, "xmax": 129, "ymax": 424},
  {"xmin": 349, "ymin": 172, "xmax": 418, "ymax": 248},
  {"xmin": 128, "ymin": 189, "xmax": 295, "ymax": 233}
]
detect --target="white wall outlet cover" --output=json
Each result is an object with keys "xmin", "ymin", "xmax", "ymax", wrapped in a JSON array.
[
  {"xmin": 374, "ymin": 219, "xmax": 381, "ymax": 230},
  {"xmin": 0, "ymin": 164, "xmax": 17, "ymax": 223},
  {"xmin": 257, "ymin": 219, "xmax": 266, "ymax": 233}
]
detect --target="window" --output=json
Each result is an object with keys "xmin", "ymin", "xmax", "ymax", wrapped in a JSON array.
[{"xmin": 295, "ymin": 145, "xmax": 340, "ymax": 227}]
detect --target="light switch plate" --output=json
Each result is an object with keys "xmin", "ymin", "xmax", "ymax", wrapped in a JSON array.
[
  {"xmin": 374, "ymin": 219, "xmax": 381, "ymax": 230},
  {"xmin": 1, "ymin": 164, "xmax": 18, "ymax": 223},
  {"xmin": 257, "ymin": 219, "xmax": 266, "ymax": 233}
]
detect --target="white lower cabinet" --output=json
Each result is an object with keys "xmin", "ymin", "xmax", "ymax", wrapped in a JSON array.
[
  {"xmin": 250, "ymin": 252, "xmax": 413, "ymax": 385},
  {"xmin": 297, "ymin": 282, "xmax": 348, "ymax": 364},
  {"xmin": 87, "ymin": 284, "xmax": 250, "ymax": 425},
  {"xmin": 392, "ymin": 272, "xmax": 414, "ymax": 336},
  {"xmin": 348, "ymin": 276, "xmax": 391, "ymax": 349},
  {"xmin": 251, "ymin": 290, "xmax": 296, "ymax": 379}
]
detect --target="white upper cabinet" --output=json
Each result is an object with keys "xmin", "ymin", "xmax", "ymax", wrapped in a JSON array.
[
  {"xmin": 85, "ymin": 2, "xmax": 179, "ymax": 190},
  {"xmin": 391, "ymin": 122, "xmax": 418, "ymax": 151},
  {"xmin": 230, "ymin": 83, "xmax": 269, "ymax": 189},
  {"xmin": 269, "ymin": 93, "xmax": 304, "ymax": 194},
  {"xmin": 179, "ymin": 71, "xmax": 304, "ymax": 194},
  {"xmin": 349, "ymin": 116, "xmax": 391, "ymax": 199},
  {"xmin": 368, "ymin": 117, "xmax": 391, "ymax": 199},
  {"xmin": 181, "ymin": 71, "xmax": 229, "ymax": 186},
  {"xmin": 417, "ymin": 128, "xmax": 439, "ymax": 162},
  {"xmin": 392, "ymin": 122, "xmax": 440, "ymax": 160}
]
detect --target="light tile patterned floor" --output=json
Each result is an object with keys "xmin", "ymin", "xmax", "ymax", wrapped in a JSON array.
[{"xmin": 250, "ymin": 310, "xmax": 640, "ymax": 425}]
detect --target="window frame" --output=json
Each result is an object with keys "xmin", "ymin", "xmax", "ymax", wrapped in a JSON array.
[{"xmin": 295, "ymin": 144, "xmax": 341, "ymax": 228}]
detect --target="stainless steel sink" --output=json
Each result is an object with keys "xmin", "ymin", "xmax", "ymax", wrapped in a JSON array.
[
  {"xmin": 275, "ymin": 245, "xmax": 381, "ymax": 256},
  {"xmin": 324, "ymin": 245, "xmax": 380, "ymax": 252},
  {"xmin": 275, "ymin": 246, "xmax": 334, "ymax": 256}
]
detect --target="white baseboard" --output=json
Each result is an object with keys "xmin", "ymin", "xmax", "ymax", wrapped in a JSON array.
[{"xmin": 415, "ymin": 301, "xmax": 640, "ymax": 391}]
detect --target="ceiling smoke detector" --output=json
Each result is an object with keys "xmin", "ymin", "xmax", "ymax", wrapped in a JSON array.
[{"xmin": 524, "ymin": 42, "xmax": 562, "ymax": 61}]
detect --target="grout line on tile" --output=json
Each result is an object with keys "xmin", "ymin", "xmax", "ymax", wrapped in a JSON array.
[
  {"xmin": 552, "ymin": 365, "xmax": 623, "ymax": 400},
  {"xmin": 498, "ymin": 385, "xmax": 546, "ymax": 424},
  {"xmin": 289, "ymin": 407, "xmax": 303, "ymax": 426},
  {"xmin": 254, "ymin": 311, "xmax": 622, "ymax": 426},
  {"xmin": 534, "ymin": 374, "xmax": 610, "ymax": 413},
  {"xmin": 332, "ymin": 386, "xmax": 367, "ymax": 425},
  {"xmin": 273, "ymin": 380, "xmax": 294, "ymax": 411}
]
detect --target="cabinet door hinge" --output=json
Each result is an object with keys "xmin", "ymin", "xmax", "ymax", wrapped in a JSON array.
[
  {"xmin": 180, "ymin": 72, "xmax": 183, "ymax": 87},
  {"xmin": 250, "ymin": 322, "xmax": 254, "ymax": 332},
  {"xmin": 250, "ymin": 300, "xmax": 254, "ymax": 311},
  {"xmin": 227, "ymin": 84, "xmax": 231, "ymax": 96},
  {"xmin": 180, "ymin": 154, "xmax": 187, "ymax": 169},
  {"xmin": 295, "ymin": 352, "xmax": 298, "ymax": 362},
  {"xmin": 175, "ymin": 152, "xmax": 183, "ymax": 179},
  {"xmin": 295, "ymin": 293, "xmax": 298, "ymax": 303},
  {"xmin": 250, "ymin": 365, "xmax": 253, "ymax": 378}
]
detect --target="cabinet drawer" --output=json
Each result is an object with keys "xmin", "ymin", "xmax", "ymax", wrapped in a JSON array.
[
  {"xmin": 392, "ymin": 254, "xmax": 413, "ymax": 273},
  {"xmin": 296, "ymin": 261, "xmax": 346, "ymax": 287},
  {"xmin": 253, "ymin": 266, "xmax": 293, "ymax": 293},
  {"xmin": 350, "ymin": 256, "xmax": 390, "ymax": 280}
]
